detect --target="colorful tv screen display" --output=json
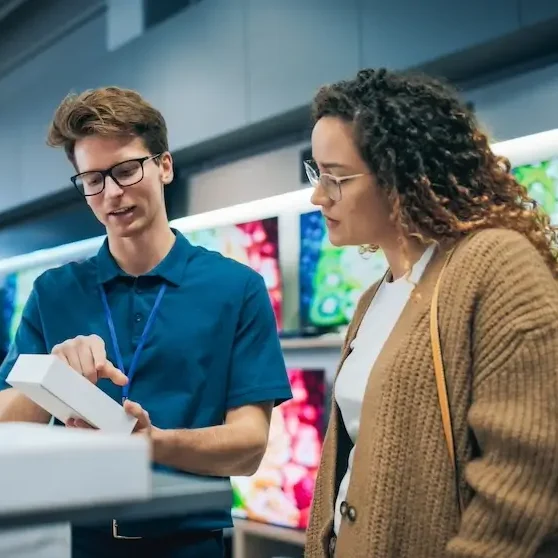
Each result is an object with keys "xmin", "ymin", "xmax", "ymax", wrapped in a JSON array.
[
  {"xmin": 513, "ymin": 156, "xmax": 558, "ymax": 223},
  {"xmin": 299, "ymin": 210, "xmax": 387, "ymax": 331},
  {"xmin": 185, "ymin": 217, "xmax": 282, "ymax": 330},
  {"xmin": 231, "ymin": 368, "xmax": 325, "ymax": 530},
  {"xmin": 0, "ymin": 264, "xmax": 54, "ymax": 352}
]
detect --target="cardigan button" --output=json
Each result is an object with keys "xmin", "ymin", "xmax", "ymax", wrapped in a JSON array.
[
  {"xmin": 339, "ymin": 501, "xmax": 349, "ymax": 517},
  {"xmin": 328, "ymin": 534, "xmax": 337, "ymax": 557},
  {"xmin": 347, "ymin": 505, "xmax": 357, "ymax": 522}
]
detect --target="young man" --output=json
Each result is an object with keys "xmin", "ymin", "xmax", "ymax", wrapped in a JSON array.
[{"xmin": 0, "ymin": 87, "xmax": 292, "ymax": 558}]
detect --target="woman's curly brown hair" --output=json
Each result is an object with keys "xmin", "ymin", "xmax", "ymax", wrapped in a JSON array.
[{"xmin": 312, "ymin": 68, "xmax": 558, "ymax": 277}]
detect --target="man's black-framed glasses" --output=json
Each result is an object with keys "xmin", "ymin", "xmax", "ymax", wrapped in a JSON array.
[{"xmin": 71, "ymin": 154, "xmax": 162, "ymax": 197}]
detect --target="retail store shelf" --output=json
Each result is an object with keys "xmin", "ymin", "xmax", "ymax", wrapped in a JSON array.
[
  {"xmin": 234, "ymin": 519, "xmax": 306, "ymax": 545},
  {"xmin": 233, "ymin": 519, "xmax": 306, "ymax": 557},
  {"xmin": 0, "ymin": 472, "xmax": 231, "ymax": 531},
  {"xmin": 280, "ymin": 334, "xmax": 344, "ymax": 350}
]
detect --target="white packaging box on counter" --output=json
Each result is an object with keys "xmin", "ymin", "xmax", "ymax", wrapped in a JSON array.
[
  {"xmin": 0, "ymin": 423, "xmax": 151, "ymax": 514},
  {"xmin": 6, "ymin": 354, "xmax": 137, "ymax": 434}
]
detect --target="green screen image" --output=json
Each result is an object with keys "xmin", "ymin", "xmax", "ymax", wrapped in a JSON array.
[
  {"xmin": 6, "ymin": 266, "xmax": 51, "ymax": 343},
  {"xmin": 299, "ymin": 210, "xmax": 388, "ymax": 330},
  {"xmin": 513, "ymin": 157, "xmax": 558, "ymax": 223}
]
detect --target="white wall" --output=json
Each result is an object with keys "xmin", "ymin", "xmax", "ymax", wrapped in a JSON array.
[
  {"xmin": 188, "ymin": 140, "xmax": 310, "ymax": 214},
  {"xmin": 467, "ymin": 60, "xmax": 558, "ymax": 141}
]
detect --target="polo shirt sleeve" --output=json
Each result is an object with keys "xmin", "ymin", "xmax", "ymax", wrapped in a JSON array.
[
  {"xmin": 226, "ymin": 272, "xmax": 292, "ymax": 410},
  {"xmin": 0, "ymin": 288, "xmax": 47, "ymax": 391}
]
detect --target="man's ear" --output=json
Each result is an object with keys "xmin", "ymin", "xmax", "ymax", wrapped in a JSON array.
[{"xmin": 160, "ymin": 151, "xmax": 174, "ymax": 185}]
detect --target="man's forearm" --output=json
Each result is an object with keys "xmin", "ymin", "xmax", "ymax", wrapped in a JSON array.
[
  {"xmin": 0, "ymin": 388, "xmax": 51, "ymax": 424},
  {"xmin": 151, "ymin": 422, "xmax": 267, "ymax": 477}
]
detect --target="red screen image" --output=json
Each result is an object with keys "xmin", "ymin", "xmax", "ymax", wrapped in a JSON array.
[
  {"xmin": 231, "ymin": 368, "xmax": 325, "ymax": 529},
  {"xmin": 185, "ymin": 217, "xmax": 282, "ymax": 330}
]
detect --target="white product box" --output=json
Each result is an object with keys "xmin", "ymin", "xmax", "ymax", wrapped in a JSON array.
[
  {"xmin": 6, "ymin": 354, "xmax": 137, "ymax": 434},
  {"xmin": 0, "ymin": 423, "xmax": 151, "ymax": 514}
]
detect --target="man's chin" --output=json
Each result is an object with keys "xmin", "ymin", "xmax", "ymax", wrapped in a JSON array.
[{"xmin": 106, "ymin": 219, "xmax": 146, "ymax": 239}]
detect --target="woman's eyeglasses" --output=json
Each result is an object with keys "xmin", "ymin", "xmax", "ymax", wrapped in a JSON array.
[{"xmin": 304, "ymin": 160, "xmax": 368, "ymax": 202}]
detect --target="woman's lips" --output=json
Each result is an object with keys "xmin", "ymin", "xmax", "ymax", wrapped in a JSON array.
[{"xmin": 324, "ymin": 216, "xmax": 340, "ymax": 229}]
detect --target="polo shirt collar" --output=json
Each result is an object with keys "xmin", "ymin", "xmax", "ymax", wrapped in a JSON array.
[{"xmin": 96, "ymin": 229, "xmax": 193, "ymax": 286}]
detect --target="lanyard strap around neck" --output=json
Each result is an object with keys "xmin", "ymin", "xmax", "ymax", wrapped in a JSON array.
[{"xmin": 99, "ymin": 283, "xmax": 167, "ymax": 401}]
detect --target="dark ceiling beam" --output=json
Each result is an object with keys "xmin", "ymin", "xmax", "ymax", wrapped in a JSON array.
[{"xmin": 0, "ymin": 0, "xmax": 29, "ymax": 22}]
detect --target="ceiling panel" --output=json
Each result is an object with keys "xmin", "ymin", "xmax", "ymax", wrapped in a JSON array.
[
  {"xmin": 0, "ymin": 0, "xmax": 105, "ymax": 79},
  {"xmin": 0, "ymin": 0, "xmax": 31, "ymax": 21}
]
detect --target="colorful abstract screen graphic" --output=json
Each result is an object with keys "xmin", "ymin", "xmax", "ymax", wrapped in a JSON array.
[
  {"xmin": 185, "ymin": 217, "xmax": 282, "ymax": 330},
  {"xmin": 1, "ymin": 265, "xmax": 52, "ymax": 352},
  {"xmin": 513, "ymin": 157, "xmax": 558, "ymax": 223},
  {"xmin": 299, "ymin": 210, "xmax": 387, "ymax": 331},
  {"xmin": 231, "ymin": 368, "xmax": 325, "ymax": 530}
]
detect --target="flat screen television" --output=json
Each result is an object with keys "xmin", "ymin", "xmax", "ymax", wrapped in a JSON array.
[
  {"xmin": 513, "ymin": 156, "xmax": 558, "ymax": 223},
  {"xmin": 185, "ymin": 216, "xmax": 282, "ymax": 330},
  {"xmin": 1, "ymin": 264, "xmax": 53, "ymax": 351},
  {"xmin": 231, "ymin": 368, "xmax": 325, "ymax": 530},
  {"xmin": 299, "ymin": 210, "xmax": 387, "ymax": 332}
]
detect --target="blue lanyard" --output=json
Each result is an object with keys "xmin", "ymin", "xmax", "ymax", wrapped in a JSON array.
[{"xmin": 99, "ymin": 283, "xmax": 167, "ymax": 401}]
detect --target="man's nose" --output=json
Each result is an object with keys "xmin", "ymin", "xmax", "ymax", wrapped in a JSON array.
[{"xmin": 103, "ymin": 176, "xmax": 124, "ymax": 198}]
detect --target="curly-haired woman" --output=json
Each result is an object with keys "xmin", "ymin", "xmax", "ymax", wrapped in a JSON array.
[{"xmin": 304, "ymin": 68, "xmax": 558, "ymax": 558}]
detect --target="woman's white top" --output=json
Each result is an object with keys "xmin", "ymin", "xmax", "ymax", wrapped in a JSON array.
[{"xmin": 333, "ymin": 245, "xmax": 435, "ymax": 534}]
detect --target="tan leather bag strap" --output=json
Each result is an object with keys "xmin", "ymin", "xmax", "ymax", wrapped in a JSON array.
[{"xmin": 430, "ymin": 249, "xmax": 465, "ymax": 515}]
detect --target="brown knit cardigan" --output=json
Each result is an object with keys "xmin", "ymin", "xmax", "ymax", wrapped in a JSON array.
[{"xmin": 305, "ymin": 229, "xmax": 558, "ymax": 558}]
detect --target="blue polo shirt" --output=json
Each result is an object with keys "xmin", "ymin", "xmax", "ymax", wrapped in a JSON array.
[{"xmin": 0, "ymin": 230, "xmax": 292, "ymax": 536}]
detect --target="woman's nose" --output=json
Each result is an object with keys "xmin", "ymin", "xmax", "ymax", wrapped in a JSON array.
[{"xmin": 310, "ymin": 181, "xmax": 332, "ymax": 207}]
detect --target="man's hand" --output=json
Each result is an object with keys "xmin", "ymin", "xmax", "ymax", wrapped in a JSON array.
[
  {"xmin": 123, "ymin": 400, "xmax": 153, "ymax": 436},
  {"xmin": 51, "ymin": 334, "xmax": 127, "ymax": 386},
  {"xmin": 68, "ymin": 401, "xmax": 273, "ymax": 476},
  {"xmin": 67, "ymin": 399, "xmax": 156, "ymax": 439}
]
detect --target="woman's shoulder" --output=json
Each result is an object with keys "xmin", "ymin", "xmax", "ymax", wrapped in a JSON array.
[
  {"xmin": 453, "ymin": 227, "xmax": 558, "ymax": 315},
  {"xmin": 460, "ymin": 227, "xmax": 536, "ymax": 256},
  {"xmin": 455, "ymin": 228, "xmax": 553, "ymax": 275}
]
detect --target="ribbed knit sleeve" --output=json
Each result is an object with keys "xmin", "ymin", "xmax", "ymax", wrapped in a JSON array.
[{"xmin": 447, "ymin": 230, "xmax": 558, "ymax": 557}]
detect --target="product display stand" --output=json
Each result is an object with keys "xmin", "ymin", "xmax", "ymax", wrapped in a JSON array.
[
  {"xmin": 233, "ymin": 519, "xmax": 305, "ymax": 558},
  {"xmin": 0, "ymin": 472, "xmax": 231, "ymax": 531},
  {"xmin": 279, "ymin": 333, "xmax": 344, "ymax": 350}
]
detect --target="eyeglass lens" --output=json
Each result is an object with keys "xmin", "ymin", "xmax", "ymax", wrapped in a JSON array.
[
  {"xmin": 75, "ymin": 160, "xmax": 144, "ymax": 196},
  {"xmin": 304, "ymin": 162, "xmax": 341, "ymax": 202}
]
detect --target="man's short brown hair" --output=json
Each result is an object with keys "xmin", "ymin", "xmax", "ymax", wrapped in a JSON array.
[{"xmin": 47, "ymin": 86, "xmax": 169, "ymax": 165}]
